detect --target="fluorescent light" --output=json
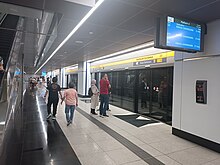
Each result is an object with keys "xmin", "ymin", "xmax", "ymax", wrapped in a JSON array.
[
  {"xmin": 183, "ymin": 57, "xmax": 209, "ymax": 62},
  {"xmin": 64, "ymin": 64, "xmax": 78, "ymax": 69},
  {"xmin": 75, "ymin": 40, "xmax": 83, "ymax": 44},
  {"xmin": 0, "ymin": 121, "xmax": 5, "ymax": 125},
  {"xmin": 88, "ymin": 41, "xmax": 154, "ymax": 63},
  {"xmin": 35, "ymin": 0, "xmax": 105, "ymax": 74}
]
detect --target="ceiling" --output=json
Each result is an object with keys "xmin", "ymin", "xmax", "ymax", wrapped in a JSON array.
[{"xmin": 1, "ymin": 0, "xmax": 220, "ymax": 73}]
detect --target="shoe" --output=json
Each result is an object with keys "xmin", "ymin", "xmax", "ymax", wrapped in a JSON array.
[
  {"xmin": 103, "ymin": 115, "xmax": 109, "ymax": 117},
  {"xmin": 99, "ymin": 115, "xmax": 104, "ymax": 118},
  {"xmin": 47, "ymin": 114, "xmax": 52, "ymax": 119},
  {"xmin": 107, "ymin": 109, "xmax": 111, "ymax": 111},
  {"xmin": 67, "ymin": 121, "xmax": 71, "ymax": 126},
  {"xmin": 52, "ymin": 116, "xmax": 56, "ymax": 120}
]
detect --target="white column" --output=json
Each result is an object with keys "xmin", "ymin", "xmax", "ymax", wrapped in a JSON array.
[
  {"xmin": 78, "ymin": 61, "xmax": 91, "ymax": 96},
  {"xmin": 60, "ymin": 68, "xmax": 66, "ymax": 88}
]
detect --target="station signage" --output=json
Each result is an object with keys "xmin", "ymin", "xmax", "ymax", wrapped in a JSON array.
[
  {"xmin": 133, "ymin": 58, "xmax": 166, "ymax": 66},
  {"xmin": 133, "ymin": 60, "xmax": 153, "ymax": 66},
  {"xmin": 91, "ymin": 51, "xmax": 174, "ymax": 69}
]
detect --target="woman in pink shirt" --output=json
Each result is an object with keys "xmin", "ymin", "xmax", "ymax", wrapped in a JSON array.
[{"xmin": 62, "ymin": 82, "xmax": 78, "ymax": 126}]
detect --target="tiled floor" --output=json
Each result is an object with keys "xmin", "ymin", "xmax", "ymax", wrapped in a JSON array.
[
  {"xmin": 20, "ymin": 91, "xmax": 81, "ymax": 165},
  {"xmin": 56, "ymin": 98, "xmax": 220, "ymax": 165}
]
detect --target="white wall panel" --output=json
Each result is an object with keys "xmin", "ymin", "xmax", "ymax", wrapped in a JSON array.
[
  {"xmin": 172, "ymin": 19, "xmax": 220, "ymax": 144},
  {"xmin": 181, "ymin": 57, "xmax": 220, "ymax": 143},
  {"xmin": 172, "ymin": 60, "xmax": 183, "ymax": 129}
]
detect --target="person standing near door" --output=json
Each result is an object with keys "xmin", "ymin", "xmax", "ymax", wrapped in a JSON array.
[
  {"xmin": 44, "ymin": 77, "xmax": 62, "ymax": 120},
  {"xmin": 99, "ymin": 74, "xmax": 111, "ymax": 117},
  {"xmin": 90, "ymin": 79, "xmax": 99, "ymax": 115},
  {"xmin": 140, "ymin": 77, "xmax": 148, "ymax": 108},
  {"xmin": 158, "ymin": 81, "xmax": 165, "ymax": 109}
]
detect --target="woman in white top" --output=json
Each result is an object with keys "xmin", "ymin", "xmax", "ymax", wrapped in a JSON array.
[{"xmin": 90, "ymin": 79, "xmax": 99, "ymax": 115}]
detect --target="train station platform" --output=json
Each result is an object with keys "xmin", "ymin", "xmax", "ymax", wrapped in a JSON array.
[{"xmin": 20, "ymin": 90, "xmax": 220, "ymax": 165}]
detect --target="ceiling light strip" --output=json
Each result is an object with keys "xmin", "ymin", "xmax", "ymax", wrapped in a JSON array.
[
  {"xmin": 35, "ymin": 0, "xmax": 105, "ymax": 74},
  {"xmin": 87, "ymin": 41, "xmax": 154, "ymax": 63}
]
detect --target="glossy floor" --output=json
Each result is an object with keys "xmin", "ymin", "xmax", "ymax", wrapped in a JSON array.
[
  {"xmin": 20, "ymin": 91, "xmax": 81, "ymax": 165},
  {"xmin": 21, "ymin": 90, "xmax": 220, "ymax": 165},
  {"xmin": 57, "ymin": 98, "xmax": 220, "ymax": 165}
]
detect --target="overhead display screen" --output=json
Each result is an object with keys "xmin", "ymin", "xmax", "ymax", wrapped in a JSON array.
[{"xmin": 166, "ymin": 16, "xmax": 202, "ymax": 51}]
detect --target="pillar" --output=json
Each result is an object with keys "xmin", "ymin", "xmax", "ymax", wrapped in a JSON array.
[{"xmin": 78, "ymin": 61, "xmax": 91, "ymax": 96}]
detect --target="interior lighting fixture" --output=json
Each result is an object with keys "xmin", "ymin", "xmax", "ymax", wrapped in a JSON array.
[
  {"xmin": 35, "ymin": 0, "xmax": 105, "ymax": 74},
  {"xmin": 64, "ymin": 64, "xmax": 78, "ymax": 69},
  {"xmin": 88, "ymin": 41, "xmax": 154, "ymax": 63},
  {"xmin": 75, "ymin": 40, "xmax": 83, "ymax": 44},
  {"xmin": 0, "ymin": 121, "xmax": 5, "ymax": 125}
]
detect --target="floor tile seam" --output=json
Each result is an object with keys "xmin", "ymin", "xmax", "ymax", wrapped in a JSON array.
[
  {"xmin": 77, "ymin": 152, "xmax": 117, "ymax": 165},
  {"xmin": 76, "ymin": 107, "xmax": 165, "ymax": 165},
  {"xmin": 164, "ymin": 144, "xmax": 216, "ymax": 156},
  {"xmin": 119, "ymin": 159, "xmax": 145, "ymax": 165},
  {"xmin": 137, "ymin": 143, "xmax": 164, "ymax": 156},
  {"xmin": 145, "ymin": 137, "xmax": 194, "ymax": 146},
  {"xmin": 66, "ymin": 140, "xmax": 104, "ymax": 154},
  {"xmin": 158, "ymin": 154, "xmax": 184, "ymax": 165},
  {"xmin": 56, "ymin": 116, "xmax": 110, "ymax": 153},
  {"xmin": 117, "ymin": 127, "xmax": 151, "ymax": 146},
  {"xmin": 87, "ymin": 133, "xmax": 115, "ymax": 142},
  {"xmin": 104, "ymin": 148, "xmax": 142, "ymax": 165},
  {"xmin": 148, "ymin": 142, "xmax": 198, "ymax": 156},
  {"xmin": 204, "ymin": 157, "xmax": 220, "ymax": 164}
]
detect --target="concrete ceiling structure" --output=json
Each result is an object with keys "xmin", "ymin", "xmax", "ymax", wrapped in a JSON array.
[{"xmin": 0, "ymin": 0, "xmax": 220, "ymax": 73}]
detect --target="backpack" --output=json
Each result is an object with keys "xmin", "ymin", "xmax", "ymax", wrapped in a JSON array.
[{"xmin": 88, "ymin": 87, "xmax": 93, "ymax": 97}]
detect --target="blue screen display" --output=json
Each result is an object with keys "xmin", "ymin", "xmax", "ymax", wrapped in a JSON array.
[
  {"xmin": 42, "ymin": 71, "xmax": 46, "ymax": 76},
  {"xmin": 166, "ymin": 16, "xmax": 201, "ymax": 51}
]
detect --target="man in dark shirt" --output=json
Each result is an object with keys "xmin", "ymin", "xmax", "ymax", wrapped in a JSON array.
[
  {"xmin": 44, "ymin": 77, "xmax": 62, "ymax": 120},
  {"xmin": 140, "ymin": 78, "xmax": 148, "ymax": 108}
]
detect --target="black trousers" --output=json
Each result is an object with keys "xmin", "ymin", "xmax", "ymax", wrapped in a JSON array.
[
  {"xmin": 47, "ymin": 99, "xmax": 59, "ymax": 116},
  {"xmin": 141, "ymin": 92, "xmax": 147, "ymax": 108}
]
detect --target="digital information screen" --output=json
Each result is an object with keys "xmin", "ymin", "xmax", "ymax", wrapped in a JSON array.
[
  {"xmin": 42, "ymin": 71, "xmax": 46, "ymax": 76},
  {"xmin": 166, "ymin": 16, "xmax": 201, "ymax": 51}
]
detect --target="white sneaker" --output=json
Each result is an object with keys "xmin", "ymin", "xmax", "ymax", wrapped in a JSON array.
[
  {"xmin": 47, "ymin": 114, "xmax": 52, "ymax": 119},
  {"xmin": 52, "ymin": 116, "xmax": 56, "ymax": 120}
]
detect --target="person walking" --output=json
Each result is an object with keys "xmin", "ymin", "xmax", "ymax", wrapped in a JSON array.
[
  {"xmin": 90, "ymin": 79, "xmax": 99, "ymax": 115},
  {"xmin": 99, "ymin": 74, "xmax": 111, "ymax": 117},
  {"xmin": 61, "ymin": 82, "xmax": 78, "ymax": 126},
  {"xmin": 44, "ymin": 77, "xmax": 62, "ymax": 120}
]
